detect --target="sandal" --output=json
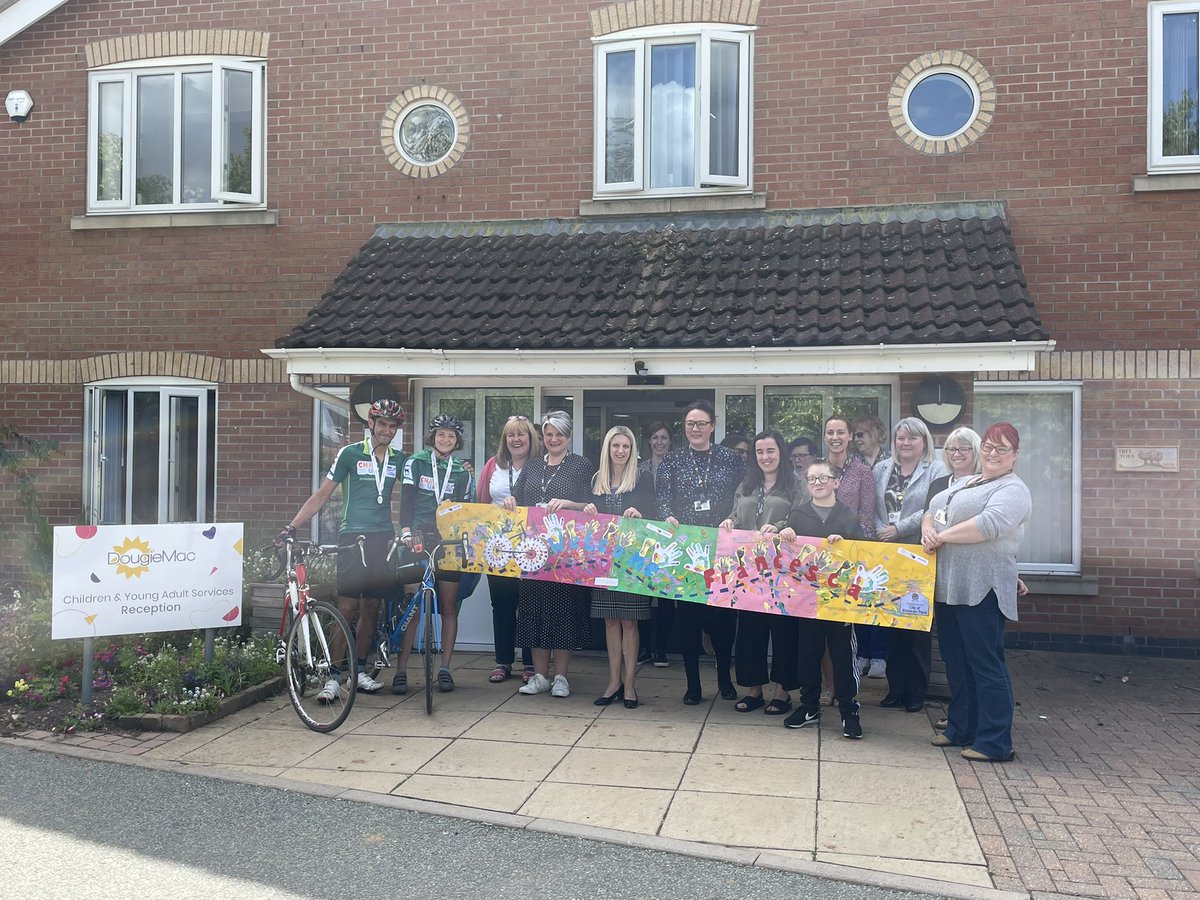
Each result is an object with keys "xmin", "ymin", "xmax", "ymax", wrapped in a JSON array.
[
  {"xmin": 764, "ymin": 697, "xmax": 793, "ymax": 716},
  {"xmin": 391, "ymin": 671, "xmax": 408, "ymax": 695},
  {"xmin": 489, "ymin": 664, "xmax": 511, "ymax": 684},
  {"xmin": 437, "ymin": 667, "xmax": 455, "ymax": 693},
  {"xmin": 735, "ymin": 695, "xmax": 766, "ymax": 713},
  {"xmin": 521, "ymin": 665, "xmax": 536, "ymax": 684}
]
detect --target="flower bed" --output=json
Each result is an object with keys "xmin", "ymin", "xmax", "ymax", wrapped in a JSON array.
[{"xmin": 0, "ymin": 585, "xmax": 283, "ymax": 736}]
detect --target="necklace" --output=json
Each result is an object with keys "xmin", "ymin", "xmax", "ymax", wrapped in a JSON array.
[{"xmin": 540, "ymin": 455, "xmax": 565, "ymax": 498}]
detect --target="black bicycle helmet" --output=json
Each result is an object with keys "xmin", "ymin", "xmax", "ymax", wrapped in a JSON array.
[
  {"xmin": 368, "ymin": 398, "xmax": 404, "ymax": 425},
  {"xmin": 428, "ymin": 413, "xmax": 464, "ymax": 437}
]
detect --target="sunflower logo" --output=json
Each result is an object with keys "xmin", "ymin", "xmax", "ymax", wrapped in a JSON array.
[{"xmin": 111, "ymin": 536, "xmax": 152, "ymax": 579}]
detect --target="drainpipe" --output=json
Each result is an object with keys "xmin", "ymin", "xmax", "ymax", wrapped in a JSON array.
[{"xmin": 288, "ymin": 373, "xmax": 350, "ymax": 410}]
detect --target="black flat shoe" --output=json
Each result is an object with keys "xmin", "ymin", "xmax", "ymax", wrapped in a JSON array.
[
  {"xmin": 905, "ymin": 701, "xmax": 925, "ymax": 713},
  {"xmin": 718, "ymin": 682, "xmax": 738, "ymax": 701},
  {"xmin": 879, "ymin": 695, "xmax": 904, "ymax": 708},
  {"xmin": 594, "ymin": 685, "xmax": 625, "ymax": 707},
  {"xmin": 682, "ymin": 690, "xmax": 703, "ymax": 705},
  {"xmin": 623, "ymin": 696, "xmax": 639, "ymax": 709}
]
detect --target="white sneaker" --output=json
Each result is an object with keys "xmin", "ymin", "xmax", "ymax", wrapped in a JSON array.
[
  {"xmin": 316, "ymin": 678, "xmax": 340, "ymax": 703},
  {"xmin": 519, "ymin": 673, "xmax": 550, "ymax": 695},
  {"xmin": 867, "ymin": 659, "xmax": 887, "ymax": 679},
  {"xmin": 357, "ymin": 671, "xmax": 383, "ymax": 693},
  {"xmin": 551, "ymin": 675, "xmax": 571, "ymax": 698},
  {"xmin": 855, "ymin": 656, "xmax": 871, "ymax": 676}
]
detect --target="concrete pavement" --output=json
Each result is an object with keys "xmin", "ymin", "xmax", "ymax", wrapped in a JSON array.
[{"xmin": 9, "ymin": 647, "xmax": 1200, "ymax": 899}]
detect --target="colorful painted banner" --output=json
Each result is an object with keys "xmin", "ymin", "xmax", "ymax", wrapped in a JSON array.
[
  {"xmin": 51, "ymin": 523, "xmax": 244, "ymax": 639},
  {"xmin": 435, "ymin": 502, "xmax": 934, "ymax": 631}
]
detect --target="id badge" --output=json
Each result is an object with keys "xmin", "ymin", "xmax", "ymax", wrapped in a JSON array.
[
  {"xmin": 933, "ymin": 508, "xmax": 948, "ymax": 526},
  {"xmin": 693, "ymin": 499, "xmax": 711, "ymax": 512},
  {"xmin": 888, "ymin": 510, "xmax": 900, "ymax": 525}
]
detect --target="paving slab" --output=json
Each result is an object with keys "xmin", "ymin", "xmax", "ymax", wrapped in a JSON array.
[
  {"xmin": 519, "ymin": 781, "xmax": 673, "ymax": 833},
  {"xmin": 661, "ymin": 790, "xmax": 817, "ymax": 850}
]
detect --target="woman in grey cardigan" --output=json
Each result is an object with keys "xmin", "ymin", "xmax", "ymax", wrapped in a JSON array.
[
  {"xmin": 922, "ymin": 422, "xmax": 1031, "ymax": 763},
  {"xmin": 872, "ymin": 417, "xmax": 946, "ymax": 712}
]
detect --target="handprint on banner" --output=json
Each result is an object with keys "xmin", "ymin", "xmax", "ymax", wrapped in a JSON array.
[
  {"xmin": 542, "ymin": 513, "xmax": 565, "ymax": 540},
  {"xmin": 855, "ymin": 563, "xmax": 890, "ymax": 596},
  {"xmin": 685, "ymin": 542, "xmax": 711, "ymax": 573},
  {"xmin": 651, "ymin": 541, "xmax": 682, "ymax": 568}
]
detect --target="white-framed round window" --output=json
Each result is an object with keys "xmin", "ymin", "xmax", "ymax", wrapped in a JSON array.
[
  {"xmin": 381, "ymin": 87, "xmax": 469, "ymax": 178},
  {"xmin": 889, "ymin": 51, "xmax": 995, "ymax": 155},
  {"xmin": 903, "ymin": 67, "xmax": 979, "ymax": 141}
]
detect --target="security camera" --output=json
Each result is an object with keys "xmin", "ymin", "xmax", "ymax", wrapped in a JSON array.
[{"xmin": 6, "ymin": 90, "xmax": 33, "ymax": 122}]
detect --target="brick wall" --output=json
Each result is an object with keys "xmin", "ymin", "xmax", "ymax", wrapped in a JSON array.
[{"xmin": 1, "ymin": 1, "xmax": 1197, "ymax": 637}]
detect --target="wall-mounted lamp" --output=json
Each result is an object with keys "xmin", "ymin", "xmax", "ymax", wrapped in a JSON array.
[
  {"xmin": 6, "ymin": 90, "xmax": 34, "ymax": 122},
  {"xmin": 633, "ymin": 360, "xmax": 648, "ymax": 376}
]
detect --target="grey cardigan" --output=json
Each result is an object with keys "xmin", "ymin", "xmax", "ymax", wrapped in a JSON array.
[
  {"xmin": 926, "ymin": 473, "xmax": 1032, "ymax": 621},
  {"xmin": 872, "ymin": 456, "xmax": 946, "ymax": 540}
]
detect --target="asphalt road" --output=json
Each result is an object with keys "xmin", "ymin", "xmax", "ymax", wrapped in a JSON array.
[{"xmin": 0, "ymin": 743, "xmax": 951, "ymax": 900}]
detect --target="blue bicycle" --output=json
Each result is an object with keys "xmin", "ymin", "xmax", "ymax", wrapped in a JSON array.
[{"xmin": 376, "ymin": 534, "xmax": 461, "ymax": 715}]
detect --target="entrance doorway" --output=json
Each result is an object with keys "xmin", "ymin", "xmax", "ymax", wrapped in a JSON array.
[{"xmin": 579, "ymin": 388, "xmax": 713, "ymax": 463}]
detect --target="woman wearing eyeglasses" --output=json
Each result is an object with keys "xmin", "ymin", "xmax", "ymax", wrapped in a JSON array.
[
  {"xmin": 477, "ymin": 415, "xmax": 540, "ymax": 684},
  {"xmin": 583, "ymin": 426, "xmax": 656, "ymax": 709},
  {"xmin": 719, "ymin": 431, "xmax": 802, "ymax": 716},
  {"xmin": 504, "ymin": 410, "xmax": 596, "ymax": 699},
  {"xmin": 657, "ymin": 399, "xmax": 746, "ymax": 705},
  {"xmin": 925, "ymin": 426, "xmax": 982, "ymax": 507},
  {"xmin": 922, "ymin": 423, "xmax": 1031, "ymax": 763},
  {"xmin": 638, "ymin": 421, "xmax": 676, "ymax": 667},
  {"xmin": 872, "ymin": 417, "xmax": 946, "ymax": 713},
  {"xmin": 851, "ymin": 415, "xmax": 890, "ymax": 470}
]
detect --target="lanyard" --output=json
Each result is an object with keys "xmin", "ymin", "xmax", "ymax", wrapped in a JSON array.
[
  {"xmin": 365, "ymin": 438, "xmax": 389, "ymax": 505},
  {"xmin": 431, "ymin": 452, "xmax": 454, "ymax": 504},
  {"xmin": 540, "ymin": 456, "xmax": 562, "ymax": 498},
  {"xmin": 691, "ymin": 449, "xmax": 714, "ymax": 494}
]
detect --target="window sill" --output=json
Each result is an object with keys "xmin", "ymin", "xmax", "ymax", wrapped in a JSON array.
[
  {"xmin": 579, "ymin": 192, "xmax": 766, "ymax": 217},
  {"xmin": 70, "ymin": 209, "xmax": 280, "ymax": 230},
  {"xmin": 1131, "ymin": 172, "xmax": 1200, "ymax": 192},
  {"xmin": 1021, "ymin": 573, "xmax": 1099, "ymax": 597}
]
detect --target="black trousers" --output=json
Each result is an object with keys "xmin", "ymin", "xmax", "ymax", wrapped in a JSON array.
[
  {"xmin": 488, "ymin": 574, "xmax": 532, "ymax": 668},
  {"xmin": 796, "ymin": 618, "xmax": 860, "ymax": 716},
  {"xmin": 884, "ymin": 628, "xmax": 932, "ymax": 705},
  {"xmin": 734, "ymin": 610, "xmax": 799, "ymax": 690},
  {"xmin": 638, "ymin": 598, "xmax": 676, "ymax": 653},
  {"xmin": 677, "ymin": 602, "xmax": 735, "ymax": 694}
]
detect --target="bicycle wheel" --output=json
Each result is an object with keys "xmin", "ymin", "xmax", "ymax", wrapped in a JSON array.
[
  {"xmin": 285, "ymin": 600, "xmax": 357, "ymax": 733},
  {"xmin": 422, "ymin": 586, "xmax": 436, "ymax": 715},
  {"xmin": 280, "ymin": 586, "xmax": 306, "ymax": 698}
]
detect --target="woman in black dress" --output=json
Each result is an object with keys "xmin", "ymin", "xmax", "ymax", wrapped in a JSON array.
[
  {"xmin": 583, "ymin": 425, "xmax": 655, "ymax": 709},
  {"xmin": 504, "ymin": 410, "xmax": 595, "ymax": 699}
]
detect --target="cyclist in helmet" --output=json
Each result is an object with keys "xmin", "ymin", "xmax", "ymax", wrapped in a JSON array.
[
  {"xmin": 396, "ymin": 413, "xmax": 474, "ymax": 694},
  {"xmin": 278, "ymin": 397, "xmax": 405, "ymax": 701}
]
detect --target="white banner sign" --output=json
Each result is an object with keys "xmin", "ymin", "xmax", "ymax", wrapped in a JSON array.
[{"xmin": 52, "ymin": 523, "xmax": 244, "ymax": 639}]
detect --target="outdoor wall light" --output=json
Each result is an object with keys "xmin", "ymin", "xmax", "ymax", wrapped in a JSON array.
[
  {"xmin": 633, "ymin": 360, "xmax": 648, "ymax": 376},
  {"xmin": 5, "ymin": 90, "xmax": 33, "ymax": 122}
]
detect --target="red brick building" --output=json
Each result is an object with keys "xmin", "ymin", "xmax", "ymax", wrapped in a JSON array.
[{"xmin": 1, "ymin": 0, "xmax": 1196, "ymax": 654}]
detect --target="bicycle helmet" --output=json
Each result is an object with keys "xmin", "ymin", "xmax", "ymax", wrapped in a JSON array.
[
  {"xmin": 428, "ymin": 414, "xmax": 464, "ymax": 437},
  {"xmin": 367, "ymin": 398, "xmax": 404, "ymax": 425}
]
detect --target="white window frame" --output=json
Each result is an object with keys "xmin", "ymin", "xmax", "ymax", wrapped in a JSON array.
[
  {"xmin": 87, "ymin": 56, "xmax": 266, "ymax": 213},
  {"xmin": 1148, "ymin": 1, "xmax": 1200, "ymax": 173},
  {"xmin": 83, "ymin": 377, "xmax": 217, "ymax": 526},
  {"xmin": 973, "ymin": 381, "xmax": 1082, "ymax": 576},
  {"xmin": 593, "ymin": 23, "xmax": 753, "ymax": 198}
]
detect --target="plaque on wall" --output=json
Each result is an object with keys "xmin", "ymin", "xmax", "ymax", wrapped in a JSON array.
[{"xmin": 1114, "ymin": 446, "xmax": 1179, "ymax": 472}]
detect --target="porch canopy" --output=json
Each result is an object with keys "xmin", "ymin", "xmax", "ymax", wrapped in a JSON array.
[{"xmin": 265, "ymin": 201, "xmax": 1052, "ymax": 379}]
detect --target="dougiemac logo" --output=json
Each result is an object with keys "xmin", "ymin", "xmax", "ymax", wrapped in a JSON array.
[{"xmin": 107, "ymin": 536, "xmax": 198, "ymax": 579}]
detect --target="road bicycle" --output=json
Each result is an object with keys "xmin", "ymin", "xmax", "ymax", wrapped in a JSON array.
[
  {"xmin": 272, "ymin": 539, "xmax": 357, "ymax": 733},
  {"xmin": 379, "ymin": 534, "xmax": 461, "ymax": 715}
]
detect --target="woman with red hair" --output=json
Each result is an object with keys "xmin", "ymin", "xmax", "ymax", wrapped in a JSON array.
[{"xmin": 921, "ymin": 422, "xmax": 1031, "ymax": 762}]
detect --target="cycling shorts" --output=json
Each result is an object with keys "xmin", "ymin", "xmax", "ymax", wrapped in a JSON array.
[{"xmin": 336, "ymin": 532, "xmax": 397, "ymax": 601}]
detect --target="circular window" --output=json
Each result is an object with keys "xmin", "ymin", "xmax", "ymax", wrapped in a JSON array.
[
  {"xmin": 889, "ymin": 52, "xmax": 995, "ymax": 154},
  {"xmin": 904, "ymin": 70, "xmax": 978, "ymax": 140},
  {"xmin": 381, "ymin": 87, "xmax": 470, "ymax": 178},
  {"xmin": 396, "ymin": 102, "xmax": 456, "ymax": 165}
]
